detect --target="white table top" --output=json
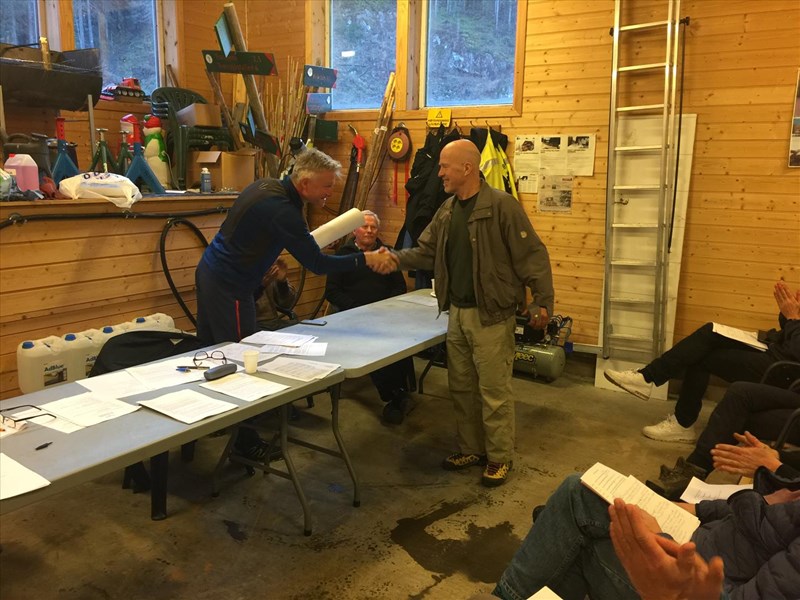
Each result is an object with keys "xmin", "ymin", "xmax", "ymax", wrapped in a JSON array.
[
  {"xmin": 0, "ymin": 353, "xmax": 344, "ymax": 515},
  {"xmin": 284, "ymin": 289, "xmax": 448, "ymax": 378}
]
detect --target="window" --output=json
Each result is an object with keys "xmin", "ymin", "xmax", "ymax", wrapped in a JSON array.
[
  {"xmin": 329, "ymin": 0, "xmax": 397, "ymax": 110},
  {"xmin": 72, "ymin": 0, "xmax": 160, "ymax": 95},
  {"xmin": 0, "ymin": 1, "xmax": 40, "ymax": 46},
  {"xmin": 424, "ymin": 0, "xmax": 517, "ymax": 107}
]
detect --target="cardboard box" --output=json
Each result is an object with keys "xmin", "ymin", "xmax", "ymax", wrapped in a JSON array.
[
  {"xmin": 176, "ymin": 103, "xmax": 223, "ymax": 128},
  {"xmin": 188, "ymin": 149, "xmax": 257, "ymax": 192}
]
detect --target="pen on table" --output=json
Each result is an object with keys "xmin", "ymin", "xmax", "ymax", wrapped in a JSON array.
[
  {"xmin": 35, "ymin": 442, "xmax": 53, "ymax": 451},
  {"xmin": 176, "ymin": 366, "xmax": 209, "ymax": 372}
]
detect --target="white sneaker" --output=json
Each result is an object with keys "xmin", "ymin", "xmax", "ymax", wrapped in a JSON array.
[
  {"xmin": 604, "ymin": 368, "xmax": 653, "ymax": 400},
  {"xmin": 642, "ymin": 414, "xmax": 697, "ymax": 443}
]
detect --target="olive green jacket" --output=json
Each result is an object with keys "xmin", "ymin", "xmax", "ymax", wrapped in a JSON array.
[{"xmin": 395, "ymin": 181, "xmax": 555, "ymax": 326}]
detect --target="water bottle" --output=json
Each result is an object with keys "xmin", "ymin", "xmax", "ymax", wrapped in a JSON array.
[{"xmin": 200, "ymin": 167, "xmax": 212, "ymax": 193}]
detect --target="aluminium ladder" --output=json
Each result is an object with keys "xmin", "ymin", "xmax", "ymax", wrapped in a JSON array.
[{"xmin": 602, "ymin": 0, "xmax": 684, "ymax": 361}]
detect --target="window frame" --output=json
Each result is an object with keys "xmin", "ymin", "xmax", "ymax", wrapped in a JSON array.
[
  {"xmin": 311, "ymin": 0, "xmax": 527, "ymax": 121},
  {"xmin": 38, "ymin": 0, "xmax": 165, "ymax": 90}
]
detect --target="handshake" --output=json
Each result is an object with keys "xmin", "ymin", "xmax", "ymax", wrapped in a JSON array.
[{"xmin": 364, "ymin": 247, "xmax": 400, "ymax": 275}]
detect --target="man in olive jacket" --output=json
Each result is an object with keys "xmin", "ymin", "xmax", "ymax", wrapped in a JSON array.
[{"xmin": 382, "ymin": 139, "xmax": 554, "ymax": 487}]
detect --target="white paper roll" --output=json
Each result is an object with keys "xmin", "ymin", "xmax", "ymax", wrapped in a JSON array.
[{"xmin": 310, "ymin": 208, "xmax": 365, "ymax": 248}]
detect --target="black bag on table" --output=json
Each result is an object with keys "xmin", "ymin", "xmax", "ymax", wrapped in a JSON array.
[{"xmin": 89, "ymin": 330, "xmax": 204, "ymax": 377}]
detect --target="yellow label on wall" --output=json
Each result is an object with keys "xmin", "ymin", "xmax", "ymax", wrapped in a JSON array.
[{"xmin": 426, "ymin": 108, "xmax": 452, "ymax": 128}]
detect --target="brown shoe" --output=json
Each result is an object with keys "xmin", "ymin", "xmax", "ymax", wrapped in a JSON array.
[
  {"xmin": 482, "ymin": 461, "xmax": 513, "ymax": 487},
  {"xmin": 442, "ymin": 452, "xmax": 487, "ymax": 471}
]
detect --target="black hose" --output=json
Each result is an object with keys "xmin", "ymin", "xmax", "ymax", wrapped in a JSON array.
[{"xmin": 159, "ymin": 218, "xmax": 210, "ymax": 327}]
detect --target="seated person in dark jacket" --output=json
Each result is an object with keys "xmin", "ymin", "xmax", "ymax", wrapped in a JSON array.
[
  {"xmin": 254, "ymin": 258, "xmax": 297, "ymax": 330},
  {"xmin": 647, "ymin": 381, "xmax": 800, "ymax": 498},
  {"xmin": 325, "ymin": 210, "xmax": 414, "ymax": 425},
  {"xmin": 604, "ymin": 280, "xmax": 800, "ymax": 443},
  {"xmin": 491, "ymin": 466, "xmax": 800, "ymax": 600}
]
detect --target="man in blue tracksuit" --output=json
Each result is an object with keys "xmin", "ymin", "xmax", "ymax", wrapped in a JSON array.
[
  {"xmin": 196, "ymin": 148, "xmax": 385, "ymax": 344},
  {"xmin": 195, "ymin": 148, "xmax": 386, "ymax": 457}
]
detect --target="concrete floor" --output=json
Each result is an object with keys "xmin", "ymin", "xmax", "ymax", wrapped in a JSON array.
[{"xmin": 0, "ymin": 355, "xmax": 712, "ymax": 600}]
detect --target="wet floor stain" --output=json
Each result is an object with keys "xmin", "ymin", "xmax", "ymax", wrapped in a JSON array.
[
  {"xmin": 390, "ymin": 500, "xmax": 521, "ymax": 586},
  {"xmin": 222, "ymin": 519, "xmax": 248, "ymax": 542}
]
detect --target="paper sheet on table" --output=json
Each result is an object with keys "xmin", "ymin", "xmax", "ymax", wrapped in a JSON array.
[
  {"xmin": 527, "ymin": 587, "xmax": 564, "ymax": 600},
  {"xmin": 257, "ymin": 356, "xmax": 340, "ymax": 381},
  {"xmin": 138, "ymin": 389, "xmax": 237, "ymax": 424},
  {"xmin": 712, "ymin": 322, "xmax": 768, "ymax": 351},
  {"xmin": 581, "ymin": 462, "xmax": 700, "ymax": 544},
  {"xmin": 0, "ymin": 453, "xmax": 51, "ymax": 500},
  {"xmin": 76, "ymin": 369, "xmax": 151, "ymax": 398},
  {"xmin": 260, "ymin": 342, "xmax": 327, "ymax": 356},
  {"xmin": 396, "ymin": 295, "xmax": 439, "ymax": 308},
  {"xmin": 0, "ymin": 406, "xmax": 83, "ymax": 434},
  {"xmin": 215, "ymin": 342, "xmax": 264, "ymax": 363},
  {"xmin": 200, "ymin": 372, "xmax": 289, "ymax": 402},
  {"xmin": 40, "ymin": 393, "xmax": 139, "ymax": 427},
  {"xmin": 240, "ymin": 330, "xmax": 317, "ymax": 347},
  {"xmin": 126, "ymin": 357, "xmax": 207, "ymax": 390},
  {"xmin": 679, "ymin": 476, "xmax": 752, "ymax": 503},
  {"xmin": 310, "ymin": 207, "xmax": 364, "ymax": 248}
]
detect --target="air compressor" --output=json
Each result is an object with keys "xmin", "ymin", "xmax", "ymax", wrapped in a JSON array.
[{"xmin": 513, "ymin": 315, "xmax": 573, "ymax": 382}]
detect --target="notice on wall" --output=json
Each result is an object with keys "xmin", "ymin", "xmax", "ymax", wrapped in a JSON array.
[
  {"xmin": 514, "ymin": 135, "xmax": 540, "ymax": 193},
  {"xmin": 790, "ymin": 68, "xmax": 800, "ymax": 168},
  {"xmin": 514, "ymin": 134, "xmax": 596, "ymax": 194},
  {"xmin": 538, "ymin": 174, "xmax": 574, "ymax": 213}
]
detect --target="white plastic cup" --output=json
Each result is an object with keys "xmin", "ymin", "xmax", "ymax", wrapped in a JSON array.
[
  {"xmin": 243, "ymin": 350, "xmax": 259, "ymax": 374},
  {"xmin": 430, "ymin": 278, "xmax": 436, "ymax": 298}
]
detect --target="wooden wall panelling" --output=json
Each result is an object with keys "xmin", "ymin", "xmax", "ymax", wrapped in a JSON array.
[{"xmin": 0, "ymin": 198, "xmax": 228, "ymax": 399}]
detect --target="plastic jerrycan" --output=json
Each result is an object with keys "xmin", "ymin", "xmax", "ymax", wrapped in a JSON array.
[
  {"xmin": 62, "ymin": 333, "xmax": 96, "ymax": 381},
  {"xmin": 16, "ymin": 339, "xmax": 54, "ymax": 394},
  {"xmin": 4, "ymin": 154, "xmax": 39, "ymax": 191}
]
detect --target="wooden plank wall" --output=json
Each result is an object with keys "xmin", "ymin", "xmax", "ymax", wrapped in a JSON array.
[
  {"xmin": 2, "ymin": 0, "xmax": 798, "ymax": 398},
  {"xmin": 0, "ymin": 198, "xmax": 231, "ymax": 399},
  {"xmin": 278, "ymin": 0, "xmax": 800, "ymax": 345}
]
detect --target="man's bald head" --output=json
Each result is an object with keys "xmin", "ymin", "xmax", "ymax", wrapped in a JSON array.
[{"xmin": 438, "ymin": 139, "xmax": 482, "ymax": 199}]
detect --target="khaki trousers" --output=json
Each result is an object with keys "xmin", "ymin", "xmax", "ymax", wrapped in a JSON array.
[{"xmin": 447, "ymin": 306, "xmax": 516, "ymax": 463}]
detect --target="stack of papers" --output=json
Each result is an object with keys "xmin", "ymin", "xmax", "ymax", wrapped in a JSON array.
[
  {"xmin": 680, "ymin": 477, "xmax": 752, "ymax": 502},
  {"xmin": 240, "ymin": 331, "xmax": 326, "ymax": 357},
  {"xmin": 258, "ymin": 357, "xmax": 340, "ymax": 382},
  {"xmin": 76, "ymin": 369, "xmax": 151, "ymax": 399},
  {"xmin": 581, "ymin": 462, "xmax": 700, "ymax": 544},
  {"xmin": 138, "ymin": 389, "xmax": 237, "ymax": 424},
  {"xmin": 126, "ymin": 357, "xmax": 208, "ymax": 390},
  {"xmin": 40, "ymin": 393, "xmax": 140, "ymax": 427},
  {"xmin": 0, "ymin": 453, "xmax": 51, "ymax": 500},
  {"xmin": 200, "ymin": 372, "xmax": 289, "ymax": 402}
]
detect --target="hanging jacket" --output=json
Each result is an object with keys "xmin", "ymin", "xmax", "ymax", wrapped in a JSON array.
[
  {"xmin": 402, "ymin": 125, "xmax": 461, "ymax": 245},
  {"xmin": 471, "ymin": 127, "xmax": 518, "ymax": 199}
]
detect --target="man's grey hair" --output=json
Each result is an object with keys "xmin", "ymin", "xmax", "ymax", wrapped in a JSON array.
[
  {"xmin": 290, "ymin": 148, "xmax": 342, "ymax": 182},
  {"xmin": 361, "ymin": 210, "xmax": 380, "ymax": 228}
]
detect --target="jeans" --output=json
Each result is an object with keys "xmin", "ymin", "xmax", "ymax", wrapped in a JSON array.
[
  {"xmin": 370, "ymin": 357, "xmax": 415, "ymax": 402},
  {"xmin": 642, "ymin": 322, "xmax": 776, "ymax": 427},
  {"xmin": 493, "ymin": 475, "xmax": 638, "ymax": 600},
  {"xmin": 687, "ymin": 382, "xmax": 800, "ymax": 472}
]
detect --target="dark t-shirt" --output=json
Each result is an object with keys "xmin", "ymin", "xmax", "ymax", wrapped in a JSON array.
[{"xmin": 446, "ymin": 194, "xmax": 478, "ymax": 307}]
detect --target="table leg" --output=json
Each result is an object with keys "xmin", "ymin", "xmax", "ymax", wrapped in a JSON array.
[
  {"xmin": 150, "ymin": 451, "xmax": 168, "ymax": 521},
  {"xmin": 279, "ymin": 404, "xmax": 313, "ymax": 536},
  {"xmin": 329, "ymin": 383, "xmax": 361, "ymax": 508}
]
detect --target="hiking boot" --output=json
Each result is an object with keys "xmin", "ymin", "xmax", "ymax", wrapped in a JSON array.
[
  {"xmin": 482, "ymin": 461, "xmax": 513, "ymax": 487},
  {"xmin": 442, "ymin": 452, "xmax": 487, "ymax": 471},
  {"xmin": 648, "ymin": 457, "xmax": 707, "ymax": 500},
  {"xmin": 642, "ymin": 414, "xmax": 697, "ymax": 442},
  {"xmin": 233, "ymin": 439, "xmax": 281, "ymax": 463},
  {"xmin": 604, "ymin": 368, "xmax": 653, "ymax": 400},
  {"xmin": 382, "ymin": 395, "xmax": 413, "ymax": 425}
]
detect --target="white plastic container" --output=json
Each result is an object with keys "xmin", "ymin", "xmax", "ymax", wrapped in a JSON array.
[
  {"xmin": 92, "ymin": 325, "xmax": 120, "ymax": 347},
  {"xmin": 150, "ymin": 312, "xmax": 176, "ymax": 331},
  {"xmin": 4, "ymin": 154, "xmax": 39, "ymax": 192},
  {"xmin": 62, "ymin": 332, "xmax": 96, "ymax": 381},
  {"xmin": 16, "ymin": 337, "xmax": 68, "ymax": 394}
]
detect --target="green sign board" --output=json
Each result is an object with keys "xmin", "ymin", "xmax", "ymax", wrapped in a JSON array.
[{"xmin": 202, "ymin": 50, "xmax": 278, "ymax": 76}]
